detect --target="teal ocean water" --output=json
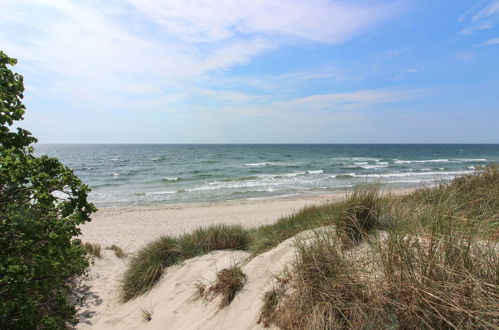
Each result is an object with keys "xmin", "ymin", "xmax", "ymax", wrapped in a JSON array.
[{"xmin": 35, "ymin": 144, "xmax": 499, "ymax": 207}]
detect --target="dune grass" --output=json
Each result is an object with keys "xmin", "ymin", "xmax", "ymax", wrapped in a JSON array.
[
  {"xmin": 83, "ymin": 243, "xmax": 102, "ymax": 258},
  {"xmin": 260, "ymin": 165, "xmax": 499, "ymax": 329},
  {"xmin": 207, "ymin": 265, "xmax": 247, "ymax": 308},
  {"xmin": 107, "ymin": 244, "xmax": 127, "ymax": 258},
  {"xmin": 121, "ymin": 225, "xmax": 250, "ymax": 301},
  {"xmin": 121, "ymin": 164, "xmax": 498, "ymax": 328}
]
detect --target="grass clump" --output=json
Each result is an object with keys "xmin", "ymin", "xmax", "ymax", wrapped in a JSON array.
[
  {"xmin": 121, "ymin": 236, "xmax": 182, "ymax": 301},
  {"xmin": 178, "ymin": 224, "xmax": 250, "ymax": 257},
  {"xmin": 107, "ymin": 244, "xmax": 127, "ymax": 258},
  {"xmin": 83, "ymin": 243, "xmax": 102, "ymax": 258},
  {"xmin": 264, "ymin": 232, "xmax": 371, "ymax": 329},
  {"xmin": 121, "ymin": 225, "xmax": 249, "ymax": 301},
  {"xmin": 207, "ymin": 265, "xmax": 247, "ymax": 308},
  {"xmin": 336, "ymin": 184, "xmax": 382, "ymax": 245}
]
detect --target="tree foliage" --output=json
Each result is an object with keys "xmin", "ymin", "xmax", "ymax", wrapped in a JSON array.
[{"xmin": 0, "ymin": 51, "xmax": 96, "ymax": 329}]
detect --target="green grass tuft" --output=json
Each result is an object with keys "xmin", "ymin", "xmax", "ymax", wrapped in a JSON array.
[
  {"xmin": 121, "ymin": 225, "xmax": 249, "ymax": 301},
  {"xmin": 336, "ymin": 184, "xmax": 382, "ymax": 246},
  {"xmin": 83, "ymin": 243, "xmax": 102, "ymax": 258}
]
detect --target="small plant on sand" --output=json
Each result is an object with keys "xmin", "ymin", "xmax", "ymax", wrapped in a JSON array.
[
  {"xmin": 192, "ymin": 281, "xmax": 207, "ymax": 301},
  {"xmin": 207, "ymin": 265, "xmax": 247, "ymax": 309},
  {"xmin": 83, "ymin": 243, "xmax": 102, "ymax": 258},
  {"xmin": 140, "ymin": 306, "xmax": 154, "ymax": 322},
  {"xmin": 108, "ymin": 244, "xmax": 127, "ymax": 258}
]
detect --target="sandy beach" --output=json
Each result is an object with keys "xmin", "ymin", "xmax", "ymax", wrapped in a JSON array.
[
  {"xmin": 77, "ymin": 189, "xmax": 413, "ymax": 329},
  {"xmin": 80, "ymin": 193, "xmax": 347, "ymax": 253}
]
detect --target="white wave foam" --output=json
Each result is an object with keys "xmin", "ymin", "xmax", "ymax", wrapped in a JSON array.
[
  {"xmin": 146, "ymin": 190, "xmax": 176, "ymax": 195},
  {"xmin": 245, "ymin": 162, "xmax": 270, "ymax": 166},
  {"xmin": 330, "ymin": 173, "xmax": 356, "ymax": 178},
  {"xmin": 360, "ymin": 165, "xmax": 387, "ymax": 169},
  {"xmin": 334, "ymin": 157, "xmax": 381, "ymax": 162},
  {"xmin": 307, "ymin": 170, "xmax": 324, "ymax": 174},
  {"xmin": 354, "ymin": 170, "xmax": 473, "ymax": 178},
  {"xmin": 354, "ymin": 162, "xmax": 368, "ymax": 165},
  {"xmin": 111, "ymin": 172, "xmax": 120, "ymax": 177},
  {"xmin": 394, "ymin": 159, "xmax": 449, "ymax": 164},
  {"xmin": 467, "ymin": 166, "xmax": 476, "ymax": 170},
  {"xmin": 454, "ymin": 158, "xmax": 487, "ymax": 162},
  {"xmin": 352, "ymin": 157, "xmax": 381, "ymax": 161},
  {"xmin": 163, "ymin": 177, "xmax": 179, "ymax": 182},
  {"xmin": 245, "ymin": 162, "xmax": 298, "ymax": 167},
  {"xmin": 395, "ymin": 158, "xmax": 487, "ymax": 164}
]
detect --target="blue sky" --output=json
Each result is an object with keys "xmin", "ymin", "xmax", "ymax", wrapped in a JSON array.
[{"xmin": 1, "ymin": 0, "xmax": 498, "ymax": 143}]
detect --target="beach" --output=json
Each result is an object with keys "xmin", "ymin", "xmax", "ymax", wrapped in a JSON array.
[
  {"xmin": 77, "ymin": 188, "xmax": 414, "ymax": 329},
  {"xmin": 80, "ymin": 192, "xmax": 346, "ymax": 252},
  {"xmin": 77, "ymin": 192, "xmax": 349, "ymax": 329}
]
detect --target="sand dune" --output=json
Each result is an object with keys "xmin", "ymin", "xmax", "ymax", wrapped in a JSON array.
[
  {"xmin": 76, "ymin": 193, "xmax": 346, "ymax": 329},
  {"xmin": 76, "ymin": 190, "xmax": 416, "ymax": 329}
]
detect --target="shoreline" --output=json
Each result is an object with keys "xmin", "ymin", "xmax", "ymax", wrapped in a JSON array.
[{"xmin": 80, "ymin": 187, "xmax": 415, "ymax": 253}]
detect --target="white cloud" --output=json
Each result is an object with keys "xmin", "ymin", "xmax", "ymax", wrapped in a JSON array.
[
  {"xmin": 126, "ymin": 0, "xmax": 405, "ymax": 44},
  {"xmin": 479, "ymin": 37, "xmax": 499, "ymax": 46},
  {"xmin": 460, "ymin": 1, "xmax": 499, "ymax": 35},
  {"xmin": 460, "ymin": 23, "xmax": 492, "ymax": 35},
  {"xmin": 472, "ymin": 0, "xmax": 499, "ymax": 22},
  {"xmin": 273, "ymin": 89, "xmax": 422, "ymax": 112},
  {"xmin": 0, "ymin": 0, "xmax": 407, "ymax": 114}
]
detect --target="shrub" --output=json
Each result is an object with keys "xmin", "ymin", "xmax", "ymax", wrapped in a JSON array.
[{"xmin": 0, "ymin": 51, "xmax": 96, "ymax": 328}]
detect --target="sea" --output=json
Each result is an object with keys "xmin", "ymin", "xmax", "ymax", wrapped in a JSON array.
[{"xmin": 34, "ymin": 144, "xmax": 499, "ymax": 207}]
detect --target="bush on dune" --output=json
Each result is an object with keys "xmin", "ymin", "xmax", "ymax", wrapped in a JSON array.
[{"xmin": 0, "ymin": 51, "xmax": 96, "ymax": 328}]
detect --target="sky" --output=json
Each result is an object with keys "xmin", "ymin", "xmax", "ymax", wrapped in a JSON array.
[{"xmin": 1, "ymin": 0, "xmax": 498, "ymax": 143}]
